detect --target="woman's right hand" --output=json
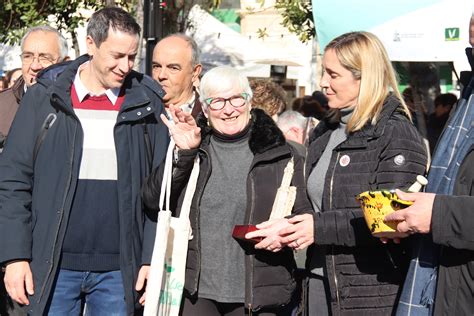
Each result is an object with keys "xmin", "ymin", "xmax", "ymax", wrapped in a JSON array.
[
  {"xmin": 279, "ymin": 213, "xmax": 315, "ymax": 251},
  {"xmin": 160, "ymin": 105, "xmax": 201, "ymax": 149}
]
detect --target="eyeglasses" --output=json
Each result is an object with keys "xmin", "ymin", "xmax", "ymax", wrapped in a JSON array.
[
  {"xmin": 20, "ymin": 53, "xmax": 57, "ymax": 67},
  {"xmin": 205, "ymin": 93, "xmax": 249, "ymax": 111}
]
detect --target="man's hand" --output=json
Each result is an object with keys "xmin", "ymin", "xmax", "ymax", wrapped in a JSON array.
[
  {"xmin": 384, "ymin": 189, "xmax": 436, "ymax": 235},
  {"xmin": 135, "ymin": 265, "xmax": 150, "ymax": 306},
  {"xmin": 4, "ymin": 261, "xmax": 34, "ymax": 305}
]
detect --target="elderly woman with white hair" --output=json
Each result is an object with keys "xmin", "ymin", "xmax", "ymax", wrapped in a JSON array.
[{"xmin": 142, "ymin": 66, "xmax": 312, "ymax": 315}]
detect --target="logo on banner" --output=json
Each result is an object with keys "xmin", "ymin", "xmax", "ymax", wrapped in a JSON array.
[{"xmin": 445, "ymin": 28, "xmax": 460, "ymax": 41}]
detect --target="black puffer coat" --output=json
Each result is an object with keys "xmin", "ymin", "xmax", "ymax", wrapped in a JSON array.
[
  {"xmin": 306, "ymin": 95, "xmax": 428, "ymax": 315},
  {"xmin": 143, "ymin": 109, "xmax": 313, "ymax": 312}
]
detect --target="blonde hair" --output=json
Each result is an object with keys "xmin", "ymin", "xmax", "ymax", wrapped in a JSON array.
[{"xmin": 325, "ymin": 31, "xmax": 411, "ymax": 132}]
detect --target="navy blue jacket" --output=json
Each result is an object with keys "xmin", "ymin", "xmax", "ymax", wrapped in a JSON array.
[{"xmin": 0, "ymin": 55, "xmax": 169, "ymax": 315}]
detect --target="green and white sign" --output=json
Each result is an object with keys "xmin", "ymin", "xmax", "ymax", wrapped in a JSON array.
[
  {"xmin": 312, "ymin": 0, "xmax": 472, "ymax": 63},
  {"xmin": 445, "ymin": 28, "xmax": 460, "ymax": 41}
]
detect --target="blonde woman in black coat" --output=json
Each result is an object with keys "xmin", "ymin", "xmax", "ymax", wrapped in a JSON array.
[{"xmin": 254, "ymin": 31, "xmax": 428, "ymax": 315}]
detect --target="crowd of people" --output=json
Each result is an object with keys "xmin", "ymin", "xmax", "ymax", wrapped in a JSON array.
[{"xmin": 0, "ymin": 5, "xmax": 472, "ymax": 316}]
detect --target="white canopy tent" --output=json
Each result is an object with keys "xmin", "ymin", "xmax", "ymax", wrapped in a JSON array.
[{"xmin": 187, "ymin": 5, "xmax": 315, "ymax": 92}]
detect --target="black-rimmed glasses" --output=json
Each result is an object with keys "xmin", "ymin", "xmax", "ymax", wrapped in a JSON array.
[{"xmin": 205, "ymin": 93, "xmax": 249, "ymax": 111}]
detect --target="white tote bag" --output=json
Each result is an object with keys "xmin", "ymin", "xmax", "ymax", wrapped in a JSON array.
[
  {"xmin": 144, "ymin": 140, "xmax": 200, "ymax": 316},
  {"xmin": 269, "ymin": 157, "xmax": 296, "ymax": 219}
]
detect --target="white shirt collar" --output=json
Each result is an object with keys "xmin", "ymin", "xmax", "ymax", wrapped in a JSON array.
[
  {"xmin": 179, "ymin": 92, "xmax": 196, "ymax": 113},
  {"xmin": 164, "ymin": 91, "xmax": 196, "ymax": 118},
  {"xmin": 74, "ymin": 61, "xmax": 120, "ymax": 104}
]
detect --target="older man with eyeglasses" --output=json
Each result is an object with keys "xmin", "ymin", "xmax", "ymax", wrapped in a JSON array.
[
  {"xmin": 0, "ymin": 24, "xmax": 68, "ymax": 315},
  {"xmin": 0, "ymin": 25, "xmax": 69, "ymax": 154}
]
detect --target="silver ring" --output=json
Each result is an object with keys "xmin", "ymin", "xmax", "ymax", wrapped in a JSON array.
[{"xmin": 295, "ymin": 240, "xmax": 299, "ymax": 247}]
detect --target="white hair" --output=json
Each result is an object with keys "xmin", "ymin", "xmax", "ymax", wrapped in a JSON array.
[
  {"xmin": 277, "ymin": 110, "xmax": 308, "ymax": 132},
  {"xmin": 21, "ymin": 25, "xmax": 68, "ymax": 60},
  {"xmin": 199, "ymin": 66, "xmax": 253, "ymax": 108}
]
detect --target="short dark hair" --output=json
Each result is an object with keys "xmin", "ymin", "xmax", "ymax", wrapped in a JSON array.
[
  {"xmin": 434, "ymin": 93, "xmax": 457, "ymax": 107},
  {"xmin": 87, "ymin": 7, "xmax": 141, "ymax": 47}
]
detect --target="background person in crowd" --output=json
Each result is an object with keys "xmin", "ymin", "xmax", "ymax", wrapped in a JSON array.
[
  {"xmin": 152, "ymin": 33, "xmax": 202, "ymax": 118},
  {"xmin": 292, "ymin": 93, "xmax": 328, "ymax": 121},
  {"xmin": 250, "ymin": 78, "xmax": 287, "ymax": 121},
  {"xmin": 0, "ymin": 76, "xmax": 5, "ymax": 91},
  {"xmin": 0, "ymin": 7, "xmax": 168, "ymax": 315},
  {"xmin": 426, "ymin": 92, "xmax": 457, "ymax": 153},
  {"xmin": 276, "ymin": 110, "xmax": 308, "ymax": 158},
  {"xmin": 143, "ymin": 66, "xmax": 312, "ymax": 315},
  {"xmin": 251, "ymin": 31, "xmax": 428, "ymax": 315},
  {"xmin": 0, "ymin": 26, "xmax": 69, "ymax": 153},
  {"xmin": 291, "ymin": 94, "xmax": 326, "ymax": 145},
  {"xmin": 4, "ymin": 68, "xmax": 22, "ymax": 89}
]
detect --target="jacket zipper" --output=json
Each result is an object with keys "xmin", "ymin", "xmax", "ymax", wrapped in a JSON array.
[
  {"xmin": 192, "ymin": 148, "xmax": 210, "ymax": 295},
  {"xmin": 37, "ymin": 123, "xmax": 78, "ymax": 304},
  {"xmin": 246, "ymin": 175, "xmax": 256, "ymax": 312},
  {"xmin": 329, "ymin": 152, "xmax": 341, "ymax": 308}
]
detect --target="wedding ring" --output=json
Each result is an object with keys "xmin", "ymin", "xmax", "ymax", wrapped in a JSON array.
[{"xmin": 295, "ymin": 240, "xmax": 299, "ymax": 247}]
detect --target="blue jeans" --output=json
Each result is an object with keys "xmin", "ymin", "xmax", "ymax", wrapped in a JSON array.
[{"xmin": 46, "ymin": 269, "xmax": 126, "ymax": 316}]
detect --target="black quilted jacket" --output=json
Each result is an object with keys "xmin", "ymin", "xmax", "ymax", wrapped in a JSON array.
[
  {"xmin": 306, "ymin": 95, "xmax": 428, "ymax": 315},
  {"xmin": 143, "ymin": 109, "xmax": 313, "ymax": 312}
]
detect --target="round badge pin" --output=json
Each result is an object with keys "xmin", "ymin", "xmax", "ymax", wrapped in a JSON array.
[
  {"xmin": 394, "ymin": 154, "xmax": 406, "ymax": 166},
  {"xmin": 339, "ymin": 154, "xmax": 350, "ymax": 167}
]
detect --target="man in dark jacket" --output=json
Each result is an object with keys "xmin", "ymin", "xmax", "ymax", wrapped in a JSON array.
[
  {"xmin": 0, "ymin": 25, "xmax": 68, "ymax": 152},
  {"xmin": 0, "ymin": 7, "xmax": 168, "ymax": 315},
  {"xmin": 385, "ymin": 16, "xmax": 474, "ymax": 315},
  {"xmin": 151, "ymin": 33, "xmax": 203, "ymax": 118},
  {"xmin": 385, "ymin": 148, "xmax": 473, "ymax": 315},
  {"xmin": 385, "ymin": 82, "xmax": 473, "ymax": 315},
  {"xmin": 0, "ymin": 25, "xmax": 69, "ymax": 316}
]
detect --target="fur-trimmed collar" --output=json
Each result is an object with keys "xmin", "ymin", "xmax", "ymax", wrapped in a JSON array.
[{"xmin": 196, "ymin": 108, "xmax": 286, "ymax": 155}]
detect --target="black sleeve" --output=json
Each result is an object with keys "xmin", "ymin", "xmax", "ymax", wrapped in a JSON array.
[
  {"xmin": 291, "ymin": 150, "xmax": 314, "ymax": 216},
  {"xmin": 141, "ymin": 148, "xmax": 199, "ymax": 212},
  {"xmin": 432, "ymin": 195, "xmax": 474, "ymax": 251}
]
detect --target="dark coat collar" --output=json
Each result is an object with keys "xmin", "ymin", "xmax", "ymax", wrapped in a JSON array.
[
  {"xmin": 196, "ymin": 108, "xmax": 286, "ymax": 155},
  {"xmin": 35, "ymin": 54, "xmax": 165, "ymax": 116},
  {"xmin": 191, "ymin": 91, "xmax": 203, "ymax": 119},
  {"xmin": 11, "ymin": 76, "xmax": 25, "ymax": 103}
]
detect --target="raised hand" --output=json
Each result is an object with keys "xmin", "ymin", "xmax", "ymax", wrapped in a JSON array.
[{"xmin": 160, "ymin": 105, "xmax": 201, "ymax": 150}]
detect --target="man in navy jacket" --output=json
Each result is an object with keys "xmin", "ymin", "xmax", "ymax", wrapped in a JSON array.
[{"xmin": 0, "ymin": 7, "xmax": 168, "ymax": 315}]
